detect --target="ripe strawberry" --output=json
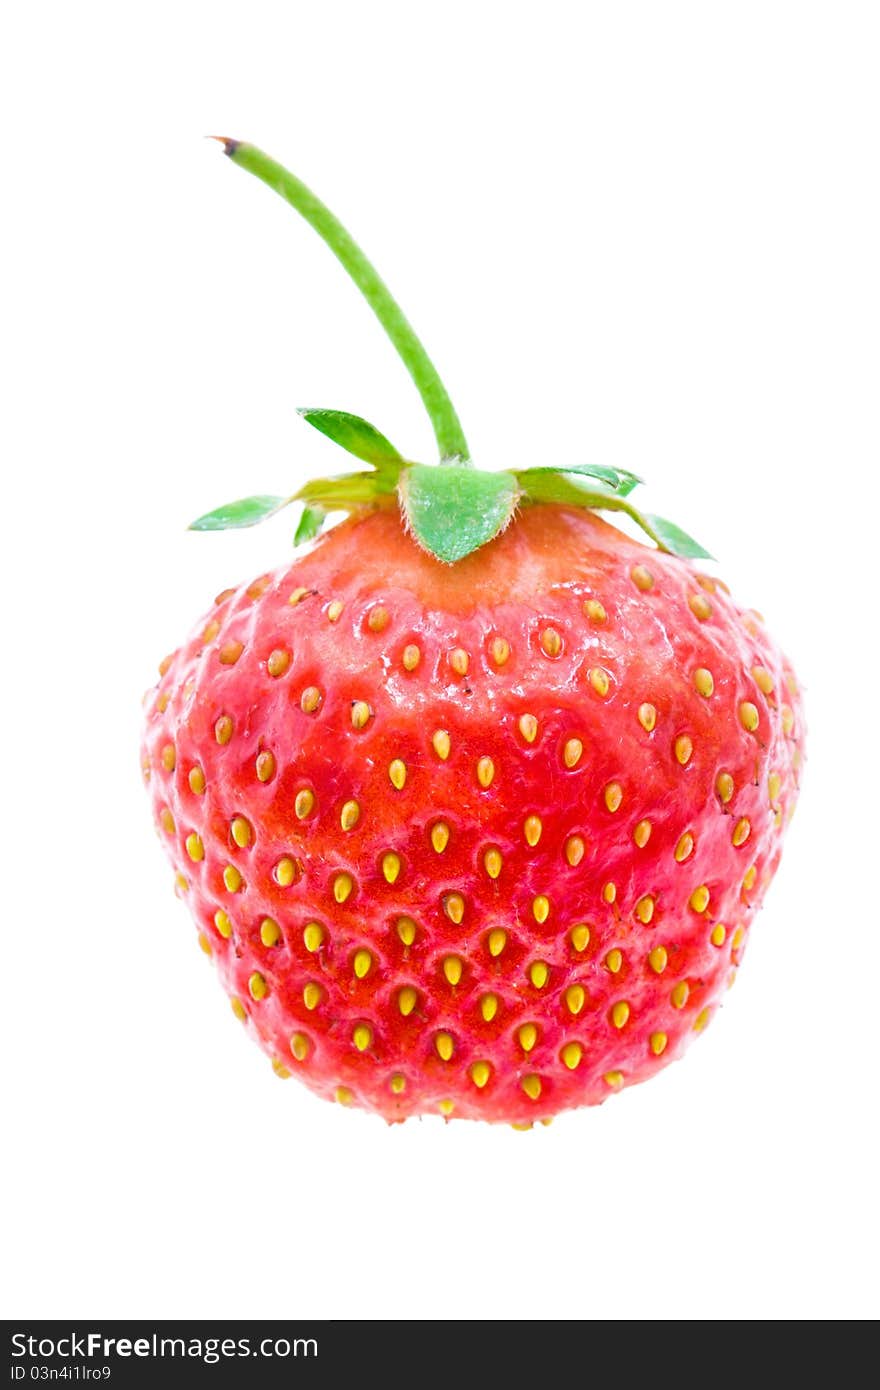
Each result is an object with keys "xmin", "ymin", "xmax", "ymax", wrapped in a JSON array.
[{"xmin": 142, "ymin": 141, "xmax": 803, "ymax": 1125}]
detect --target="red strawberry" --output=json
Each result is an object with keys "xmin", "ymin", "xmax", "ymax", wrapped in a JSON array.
[{"xmin": 142, "ymin": 141, "xmax": 803, "ymax": 1125}]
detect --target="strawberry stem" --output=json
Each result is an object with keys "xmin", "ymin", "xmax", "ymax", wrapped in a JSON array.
[{"xmin": 219, "ymin": 140, "xmax": 471, "ymax": 464}]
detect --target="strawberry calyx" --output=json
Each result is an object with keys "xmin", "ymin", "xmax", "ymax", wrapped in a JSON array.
[{"xmin": 191, "ymin": 140, "xmax": 710, "ymax": 563}]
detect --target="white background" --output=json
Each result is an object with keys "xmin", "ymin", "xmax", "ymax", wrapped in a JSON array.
[{"xmin": 2, "ymin": 1, "xmax": 878, "ymax": 1321}]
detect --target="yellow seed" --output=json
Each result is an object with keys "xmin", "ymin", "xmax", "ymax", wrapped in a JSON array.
[
  {"xmin": 335, "ymin": 1087, "xmax": 353, "ymax": 1107},
  {"xmin": 488, "ymin": 928, "xmax": 507, "ymax": 957},
  {"xmin": 650, "ymin": 1031, "xmax": 668, "ymax": 1056},
  {"xmin": 214, "ymin": 909, "xmax": 232, "ymax": 939},
  {"xmin": 367, "ymin": 605, "xmax": 389, "ymax": 632},
  {"xmin": 438, "ymin": 1099, "xmax": 455, "ymax": 1117},
  {"xmin": 431, "ymin": 822, "xmax": 450, "ymax": 853},
  {"xmin": 161, "ymin": 743, "xmax": 176, "ymax": 772},
  {"xmin": 589, "ymin": 667, "xmax": 611, "ymax": 697},
  {"xmin": 350, "ymin": 699, "xmax": 372, "ymax": 729},
  {"xmin": 255, "ymin": 750, "xmax": 276, "ymax": 783},
  {"xmin": 214, "ymin": 716, "xmax": 233, "ymax": 745},
  {"xmin": 353, "ymin": 1024, "xmax": 372, "ymax": 1052},
  {"xmin": 158, "ymin": 652, "xmax": 174, "ymax": 676},
  {"xmin": 732, "ymin": 925, "xmax": 745, "ymax": 950},
  {"xmin": 711, "ymin": 924, "xmax": 727, "ymax": 947},
  {"xmin": 611, "ymin": 1001, "xmax": 630, "ymax": 1029},
  {"xmin": 512, "ymin": 1123, "xmax": 533, "ymax": 1133},
  {"xmin": 388, "ymin": 758, "xmax": 407, "ymax": 790},
  {"xmin": 518, "ymin": 713, "xmax": 538, "ymax": 743},
  {"xmin": 290, "ymin": 1032, "xmax": 309, "ymax": 1062},
  {"xmin": 562, "ymin": 736, "xmax": 585, "ymax": 772},
  {"xmin": 604, "ymin": 1070, "xmax": 624, "ymax": 1090},
  {"xmin": 432, "ymin": 729, "xmax": 451, "ymax": 760},
  {"xmin": 248, "ymin": 972, "xmax": 267, "ymax": 1001},
  {"xmin": 631, "ymin": 564, "xmax": 653, "ymax": 592},
  {"xmin": 267, "ymin": 648, "xmax": 290, "ymax": 678},
  {"xmin": 483, "ymin": 847, "xmax": 503, "ymax": 878},
  {"xmin": 260, "ymin": 917, "xmax": 281, "ymax": 948},
  {"xmin": 398, "ymin": 986, "xmax": 417, "ymax": 1016},
  {"xmin": 565, "ymin": 835, "xmax": 585, "ymax": 866},
  {"xmin": 198, "ymin": 932, "xmax": 212, "ymax": 956},
  {"xmin": 201, "ymin": 621, "xmax": 220, "ymax": 647},
  {"xmin": 715, "ymin": 771, "xmax": 734, "ymax": 804},
  {"xmin": 732, "ymin": 817, "xmax": 751, "ymax": 847},
  {"xmin": 524, "ymin": 814, "xmax": 543, "ymax": 847},
  {"xmin": 540, "ymin": 626, "xmax": 562, "ymax": 658},
  {"xmin": 674, "ymin": 734, "xmax": 693, "ymax": 766},
  {"xmin": 389, "ymin": 1074, "xmax": 406, "ymax": 1095},
  {"xmin": 739, "ymin": 701, "xmax": 760, "ymax": 732},
  {"xmin": 690, "ymin": 885, "xmax": 710, "ymax": 913},
  {"xmin": 156, "ymin": 689, "xmax": 171, "ymax": 713},
  {"xmin": 301, "ymin": 686, "xmax": 322, "ymax": 714},
  {"xmin": 635, "ymin": 895, "xmax": 655, "ymax": 925},
  {"xmin": 188, "ymin": 766, "xmax": 206, "ymax": 795},
  {"xmin": 490, "ymin": 635, "xmax": 510, "ymax": 666},
  {"xmin": 781, "ymin": 704, "xmax": 795, "ymax": 735},
  {"xmin": 230, "ymin": 816, "xmax": 252, "ymax": 848},
  {"xmin": 444, "ymin": 892, "xmax": 464, "ymax": 924},
  {"xmin": 752, "ymin": 665, "xmax": 774, "ymax": 695},
  {"xmin": 435, "ymin": 1032, "xmax": 454, "ymax": 1061},
  {"xmin": 633, "ymin": 819, "xmax": 652, "ymax": 848},
  {"xmin": 303, "ymin": 982, "xmax": 322, "ymax": 1011},
  {"xmin": 604, "ymin": 781, "xmax": 623, "ymax": 813},
  {"xmin": 480, "ymin": 993, "xmax": 499, "ymax": 1022},
  {"xmin": 693, "ymin": 1007, "xmax": 711, "ymax": 1033},
  {"xmin": 638, "ymin": 702, "xmax": 657, "ymax": 733},
  {"xmin": 671, "ymin": 981, "xmax": 690, "ymax": 1009},
  {"xmin": 471, "ymin": 1061, "xmax": 491, "ymax": 1089},
  {"xmin": 529, "ymin": 961, "xmax": 549, "ymax": 989},
  {"xmin": 606, "ymin": 948, "xmax": 623, "ymax": 974},
  {"xmin": 272, "ymin": 1060, "xmax": 291, "ymax": 1079},
  {"xmin": 694, "ymin": 667, "xmax": 715, "ymax": 698},
  {"xmin": 294, "ymin": 788, "xmax": 315, "ymax": 819},
  {"xmin": 230, "ymin": 997, "xmax": 246, "ymax": 1021},
  {"xmin": 303, "ymin": 923, "xmax": 325, "ymax": 953},
  {"xmin": 353, "ymin": 948, "xmax": 372, "ymax": 979},
  {"xmin": 689, "ymin": 592, "xmax": 712, "ymax": 621},
  {"xmin": 340, "ymin": 800, "xmax": 360, "ymax": 832},
  {"xmin": 768, "ymin": 771, "xmax": 782, "ymax": 803},
  {"xmin": 648, "ymin": 946, "xmax": 668, "ymax": 974},
  {"xmin": 288, "ymin": 586, "xmax": 309, "ymax": 606},
  {"xmin": 743, "ymin": 865, "xmax": 757, "ymax": 891},
  {"xmin": 397, "ymin": 916, "xmax": 417, "ymax": 946},
  {"xmin": 674, "ymin": 832, "xmax": 695, "ymax": 863},
  {"xmin": 532, "ymin": 895, "xmax": 550, "ymax": 924},
  {"xmin": 382, "ymin": 853, "xmax": 401, "ymax": 885},
  {"xmin": 335, "ymin": 871, "xmax": 355, "ymax": 902},
  {"xmin": 584, "ymin": 598, "xmax": 607, "ymax": 624},
  {"xmin": 561, "ymin": 1041, "xmax": 583, "ymax": 1070},
  {"xmin": 602, "ymin": 881, "xmax": 617, "ymax": 904},
  {"xmin": 570, "ymin": 925, "xmax": 590, "ymax": 953},
  {"xmin": 565, "ymin": 984, "xmax": 586, "ymax": 1015},
  {"xmin": 185, "ymin": 832, "xmax": 203, "ymax": 862},
  {"xmin": 402, "ymin": 643, "xmax": 421, "ymax": 671},
  {"xmin": 274, "ymin": 853, "xmax": 302, "ymax": 891},
  {"xmin": 327, "ymin": 600, "xmax": 344, "ymax": 622},
  {"xmin": 518, "ymin": 1023, "xmax": 538, "ymax": 1053},
  {"xmin": 477, "ymin": 756, "xmax": 495, "ymax": 788},
  {"xmin": 443, "ymin": 955, "xmax": 463, "ymax": 986},
  {"xmin": 223, "ymin": 864, "xmax": 242, "ymax": 893},
  {"xmin": 521, "ymin": 1075, "xmax": 542, "ymax": 1101},
  {"xmin": 449, "ymin": 647, "xmax": 469, "ymax": 675},
  {"xmin": 219, "ymin": 639, "xmax": 243, "ymax": 666}
]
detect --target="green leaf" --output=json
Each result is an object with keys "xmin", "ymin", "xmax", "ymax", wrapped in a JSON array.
[
  {"xmin": 298, "ymin": 408, "xmax": 404, "ymax": 472},
  {"xmin": 400, "ymin": 463, "xmax": 520, "ymax": 564},
  {"xmin": 517, "ymin": 463, "xmax": 643, "ymax": 496},
  {"xmin": 188, "ymin": 494, "xmax": 289, "ymax": 530},
  {"xmin": 643, "ymin": 513, "xmax": 713, "ymax": 560},
  {"xmin": 294, "ymin": 505, "xmax": 326, "ymax": 546}
]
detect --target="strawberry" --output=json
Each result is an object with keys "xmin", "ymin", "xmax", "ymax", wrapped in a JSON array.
[{"xmin": 142, "ymin": 141, "xmax": 803, "ymax": 1125}]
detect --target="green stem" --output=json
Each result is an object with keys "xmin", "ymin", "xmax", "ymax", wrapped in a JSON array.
[{"xmin": 220, "ymin": 140, "xmax": 470, "ymax": 463}]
